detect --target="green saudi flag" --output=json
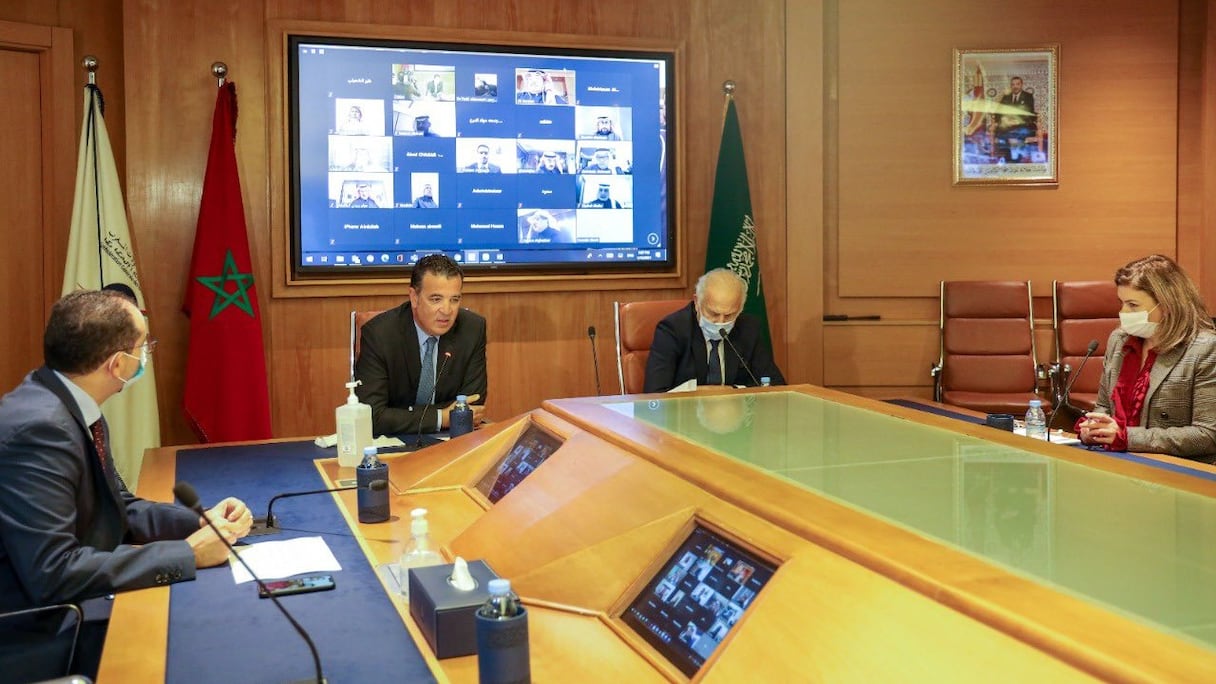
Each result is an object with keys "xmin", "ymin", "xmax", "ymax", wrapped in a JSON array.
[{"xmin": 706, "ymin": 97, "xmax": 771, "ymax": 344}]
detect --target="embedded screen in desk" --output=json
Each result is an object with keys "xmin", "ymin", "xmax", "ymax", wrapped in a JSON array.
[
  {"xmin": 620, "ymin": 526, "xmax": 776, "ymax": 677},
  {"xmin": 475, "ymin": 423, "xmax": 563, "ymax": 503}
]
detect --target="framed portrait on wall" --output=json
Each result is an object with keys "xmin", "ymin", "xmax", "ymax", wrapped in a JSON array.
[{"xmin": 953, "ymin": 46, "xmax": 1058, "ymax": 186}]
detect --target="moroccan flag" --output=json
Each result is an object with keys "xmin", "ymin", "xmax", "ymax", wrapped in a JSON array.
[
  {"xmin": 182, "ymin": 82, "xmax": 272, "ymax": 442},
  {"xmin": 64, "ymin": 83, "xmax": 160, "ymax": 489},
  {"xmin": 706, "ymin": 97, "xmax": 771, "ymax": 344}
]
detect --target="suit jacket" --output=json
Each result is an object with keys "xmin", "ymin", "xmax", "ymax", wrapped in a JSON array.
[
  {"xmin": 462, "ymin": 162, "xmax": 502, "ymax": 173},
  {"xmin": 1095, "ymin": 329, "xmax": 1216, "ymax": 461},
  {"xmin": 354, "ymin": 302, "xmax": 488, "ymax": 436},
  {"xmin": 644, "ymin": 302, "xmax": 785, "ymax": 393},
  {"xmin": 0, "ymin": 368, "xmax": 199, "ymax": 615}
]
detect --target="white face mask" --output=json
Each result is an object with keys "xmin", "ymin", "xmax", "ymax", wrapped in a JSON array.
[
  {"xmin": 1119, "ymin": 306, "xmax": 1159, "ymax": 339},
  {"xmin": 699, "ymin": 316, "xmax": 735, "ymax": 341}
]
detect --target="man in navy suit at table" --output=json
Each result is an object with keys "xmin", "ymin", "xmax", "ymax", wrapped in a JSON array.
[
  {"xmin": 355, "ymin": 254, "xmax": 488, "ymax": 436},
  {"xmin": 0, "ymin": 290, "xmax": 254, "ymax": 681},
  {"xmin": 644, "ymin": 268, "xmax": 785, "ymax": 392}
]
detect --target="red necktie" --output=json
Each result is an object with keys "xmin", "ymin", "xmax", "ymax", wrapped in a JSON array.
[{"xmin": 90, "ymin": 420, "xmax": 108, "ymax": 470}]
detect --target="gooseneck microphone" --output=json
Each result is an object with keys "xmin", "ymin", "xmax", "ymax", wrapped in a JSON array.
[
  {"xmin": 250, "ymin": 480, "xmax": 389, "ymax": 536},
  {"xmin": 1047, "ymin": 339, "xmax": 1100, "ymax": 441},
  {"xmin": 415, "ymin": 351, "xmax": 453, "ymax": 448},
  {"xmin": 587, "ymin": 326, "xmax": 602, "ymax": 396},
  {"xmin": 719, "ymin": 328, "xmax": 761, "ymax": 387},
  {"xmin": 173, "ymin": 481, "xmax": 326, "ymax": 684}
]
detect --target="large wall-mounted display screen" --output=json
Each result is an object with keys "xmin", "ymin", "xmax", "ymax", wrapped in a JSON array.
[
  {"xmin": 288, "ymin": 35, "xmax": 674, "ymax": 276},
  {"xmin": 621, "ymin": 526, "xmax": 777, "ymax": 677}
]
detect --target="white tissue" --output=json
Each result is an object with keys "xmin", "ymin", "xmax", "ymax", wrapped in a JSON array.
[{"xmin": 448, "ymin": 556, "xmax": 476, "ymax": 591}]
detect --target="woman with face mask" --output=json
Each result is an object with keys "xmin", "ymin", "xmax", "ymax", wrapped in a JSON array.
[{"xmin": 1078, "ymin": 254, "xmax": 1216, "ymax": 460}]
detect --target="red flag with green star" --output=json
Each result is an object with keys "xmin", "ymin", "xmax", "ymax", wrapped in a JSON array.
[{"xmin": 182, "ymin": 82, "xmax": 272, "ymax": 442}]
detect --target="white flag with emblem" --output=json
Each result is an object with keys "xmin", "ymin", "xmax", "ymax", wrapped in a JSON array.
[{"xmin": 63, "ymin": 84, "xmax": 160, "ymax": 490}]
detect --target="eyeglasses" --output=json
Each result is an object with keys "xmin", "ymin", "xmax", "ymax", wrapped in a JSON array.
[{"xmin": 139, "ymin": 338, "xmax": 159, "ymax": 356}]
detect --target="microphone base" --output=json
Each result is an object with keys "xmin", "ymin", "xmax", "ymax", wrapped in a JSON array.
[
  {"xmin": 287, "ymin": 678, "xmax": 326, "ymax": 684},
  {"xmin": 247, "ymin": 517, "xmax": 282, "ymax": 537}
]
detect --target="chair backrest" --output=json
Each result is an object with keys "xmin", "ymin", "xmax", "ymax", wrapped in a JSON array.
[
  {"xmin": 0, "ymin": 603, "xmax": 82, "ymax": 682},
  {"xmin": 350, "ymin": 310, "xmax": 385, "ymax": 378},
  {"xmin": 938, "ymin": 281, "xmax": 1039, "ymax": 410},
  {"xmin": 1053, "ymin": 280, "xmax": 1119, "ymax": 399},
  {"xmin": 613, "ymin": 299, "xmax": 688, "ymax": 394}
]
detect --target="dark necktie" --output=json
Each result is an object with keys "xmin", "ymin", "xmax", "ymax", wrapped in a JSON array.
[
  {"xmin": 707, "ymin": 340, "xmax": 722, "ymax": 385},
  {"xmin": 89, "ymin": 419, "xmax": 108, "ymax": 470},
  {"xmin": 415, "ymin": 336, "xmax": 438, "ymax": 405}
]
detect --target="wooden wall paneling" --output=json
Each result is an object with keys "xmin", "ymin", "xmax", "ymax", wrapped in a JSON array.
[
  {"xmin": 785, "ymin": 0, "xmax": 824, "ymax": 385},
  {"xmin": 835, "ymin": 0, "xmax": 1180, "ymax": 300},
  {"xmin": 1178, "ymin": 0, "xmax": 1205, "ymax": 278},
  {"xmin": 822, "ymin": 321, "xmax": 1056, "ymax": 392},
  {"xmin": 123, "ymin": 0, "xmax": 270, "ymax": 445},
  {"xmin": 1203, "ymin": 0, "xmax": 1216, "ymax": 307},
  {"xmin": 0, "ymin": 20, "xmax": 74, "ymax": 392}
]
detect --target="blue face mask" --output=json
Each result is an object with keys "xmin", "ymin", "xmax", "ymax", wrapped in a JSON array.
[
  {"xmin": 699, "ymin": 316, "xmax": 736, "ymax": 341},
  {"xmin": 119, "ymin": 346, "xmax": 148, "ymax": 387}
]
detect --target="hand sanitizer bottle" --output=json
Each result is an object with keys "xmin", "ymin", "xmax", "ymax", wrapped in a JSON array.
[
  {"xmin": 400, "ymin": 508, "xmax": 444, "ymax": 599},
  {"xmin": 336, "ymin": 379, "xmax": 372, "ymax": 467}
]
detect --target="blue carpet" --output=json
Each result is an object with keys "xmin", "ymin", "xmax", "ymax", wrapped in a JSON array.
[
  {"xmin": 884, "ymin": 399, "xmax": 1216, "ymax": 482},
  {"xmin": 168, "ymin": 441, "xmax": 435, "ymax": 683}
]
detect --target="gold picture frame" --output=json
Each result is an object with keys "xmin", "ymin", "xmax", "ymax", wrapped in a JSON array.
[{"xmin": 953, "ymin": 46, "xmax": 1058, "ymax": 186}]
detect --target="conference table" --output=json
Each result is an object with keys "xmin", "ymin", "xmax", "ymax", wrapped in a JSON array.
[{"xmin": 97, "ymin": 386, "xmax": 1216, "ymax": 682}]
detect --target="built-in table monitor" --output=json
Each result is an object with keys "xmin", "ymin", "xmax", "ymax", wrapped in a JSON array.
[
  {"xmin": 475, "ymin": 423, "xmax": 563, "ymax": 503},
  {"xmin": 621, "ymin": 525, "xmax": 777, "ymax": 676}
]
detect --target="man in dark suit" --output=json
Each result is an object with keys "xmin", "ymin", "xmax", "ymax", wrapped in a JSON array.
[
  {"xmin": 355, "ymin": 254, "xmax": 488, "ymax": 436},
  {"xmin": 462, "ymin": 144, "xmax": 502, "ymax": 173},
  {"xmin": 990, "ymin": 76, "xmax": 1038, "ymax": 162},
  {"xmin": 644, "ymin": 269, "xmax": 785, "ymax": 392},
  {"xmin": 0, "ymin": 290, "xmax": 251, "ymax": 680}
]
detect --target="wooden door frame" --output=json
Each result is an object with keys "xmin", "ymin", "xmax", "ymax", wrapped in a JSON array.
[{"xmin": 0, "ymin": 20, "xmax": 76, "ymax": 316}]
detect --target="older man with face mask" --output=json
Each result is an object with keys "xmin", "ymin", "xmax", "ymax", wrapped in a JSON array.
[{"xmin": 643, "ymin": 268, "xmax": 785, "ymax": 392}]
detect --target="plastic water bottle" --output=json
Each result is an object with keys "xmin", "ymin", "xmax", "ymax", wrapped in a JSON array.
[
  {"xmin": 449, "ymin": 394, "xmax": 474, "ymax": 438},
  {"xmin": 399, "ymin": 508, "xmax": 443, "ymax": 598},
  {"xmin": 1024, "ymin": 399, "xmax": 1048, "ymax": 441},
  {"xmin": 760, "ymin": 376, "xmax": 772, "ymax": 387},
  {"xmin": 478, "ymin": 579, "xmax": 522, "ymax": 619},
  {"xmin": 475, "ymin": 579, "xmax": 530, "ymax": 684}
]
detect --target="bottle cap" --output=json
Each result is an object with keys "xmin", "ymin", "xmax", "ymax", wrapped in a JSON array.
[
  {"xmin": 410, "ymin": 508, "xmax": 428, "ymax": 535},
  {"xmin": 760, "ymin": 376, "xmax": 771, "ymax": 384},
  {"xmin": 363, "ymin": 445, "xmax": 378, "ymax": 456},
  {"xmin": 487, "ymin": 578, "xmax": 511, "ymax": 596},
  {"xmin": 456, "ymin": 394, "xmax": 468, "ymax": 403},
  {"xmin": 1029, "ymin": 399, "xmax": 1042, "ymax": 407}
]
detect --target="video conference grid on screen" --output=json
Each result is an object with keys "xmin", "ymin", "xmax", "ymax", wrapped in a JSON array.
[
  {"xmin": 621, "ymin": 526, "xmax": 776, "ymax": 677},
  {"xmin": 291, "ymin": 37, "xmax": 672, "ymax": 272},
  {"xmin": 475, "ymin": 424, "xmax": 564, "ymax": 504}
]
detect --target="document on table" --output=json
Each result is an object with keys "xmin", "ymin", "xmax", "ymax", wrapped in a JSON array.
[
  {"xmin": 229, "ymin": 536, "xmax": 342, "ymax": 583},
  {"xmin": 1012, "ymin": 427, "xmax": 1082, "ymax": 445}
]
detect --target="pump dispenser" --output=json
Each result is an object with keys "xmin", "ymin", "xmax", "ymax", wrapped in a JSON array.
[
  {"xmin": 336, "ymin": 379, "xmax": 373, "ymax": 467},
  {"xmin": 400, "ymin": 507, "xmax": 444, "ymax": 598}
]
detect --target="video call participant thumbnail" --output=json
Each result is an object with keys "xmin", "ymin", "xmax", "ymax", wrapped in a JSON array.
[{"xmin": 462, "ymin": 144, "xmax": 502, "ymax": 173}]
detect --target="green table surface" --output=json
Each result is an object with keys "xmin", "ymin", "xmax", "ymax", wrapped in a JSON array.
[{"xmin": 606, "ymin": 391, "xmax": 1216, "ymax": 650}]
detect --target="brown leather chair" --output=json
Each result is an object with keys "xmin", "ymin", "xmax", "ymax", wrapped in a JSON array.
[
  {"xmin": 1051, "ymin": 280, "xmax": 1119, "ymax": 412},
  {"xmin": 349, "ymin": 310, "xmax": 385, "ymax": 378},
  {"xmin": 613, "ymin": 299, "xmax": 688, "ymax": 394},
  {"xmin": 930, "ymin": 281, "xmax": 1041, "ymax": 414}
]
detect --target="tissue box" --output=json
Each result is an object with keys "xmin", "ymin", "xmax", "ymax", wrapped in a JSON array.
[{"xmin": 408, "ymin": 560, "xmax": 499, "ymax": 658}]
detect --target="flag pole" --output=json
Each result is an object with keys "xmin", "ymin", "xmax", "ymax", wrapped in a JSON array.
[
  {"xmin": 82, "ymin": 56, "xmax": 104, "ymax": 289},
  {"xmin": 212, "ymin": 61, "xmax": 227, "ymax": 88}
]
